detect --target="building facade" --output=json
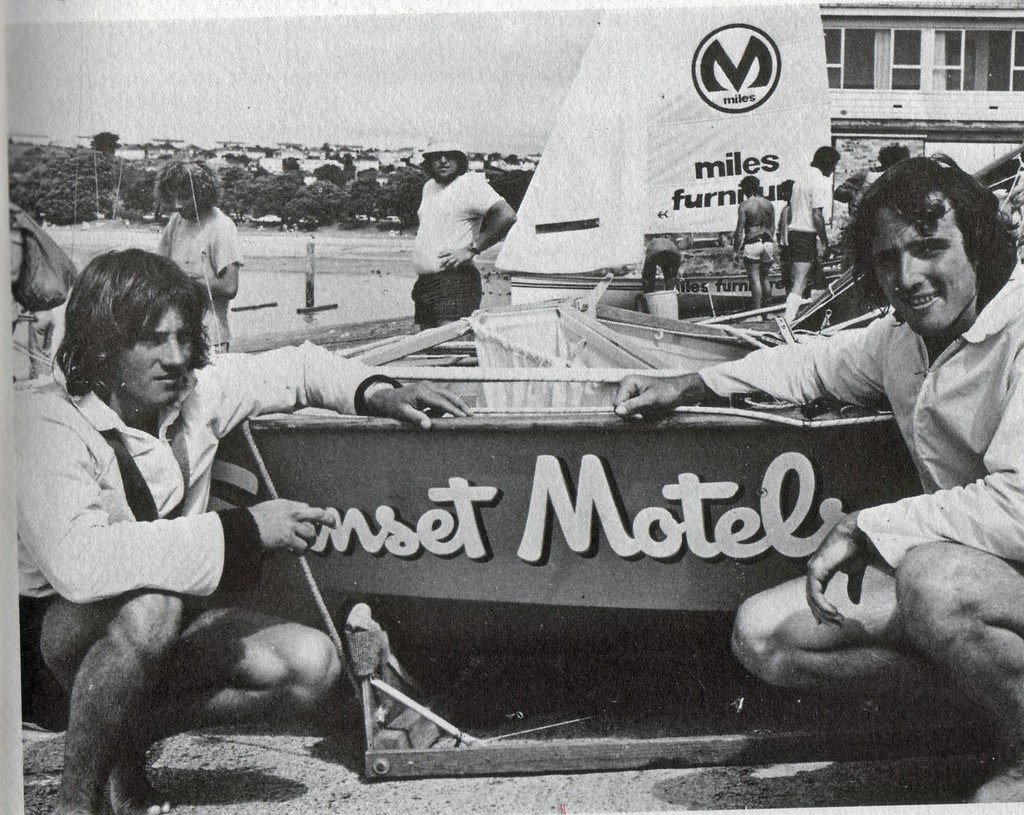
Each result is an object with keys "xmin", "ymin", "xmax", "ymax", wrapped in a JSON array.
[{"xmin": 822, "ymin": 0, "xmax": 1023, "ymax": 181}]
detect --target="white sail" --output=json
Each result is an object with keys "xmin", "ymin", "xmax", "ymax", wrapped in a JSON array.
[{"xmin": 497, "ymin": 2, "xmax": 831, "ymax": 277}]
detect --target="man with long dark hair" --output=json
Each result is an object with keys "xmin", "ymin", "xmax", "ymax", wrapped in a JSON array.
[
  {"xmin": 615, "ymin": 156, "xmax": 1024, "ymax": 802},
  {"xmin": 411, "ymin": 139, "xmax": 517, "ymax": 329},
  {"xmin": 17, "ymin": 248, "xmax": 470, "ymax": 815}
]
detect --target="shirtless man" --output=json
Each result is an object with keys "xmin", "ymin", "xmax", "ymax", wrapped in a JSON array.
[{"xmin": 732, "ymin": 176, "xmax": 776, "ymax": 310}]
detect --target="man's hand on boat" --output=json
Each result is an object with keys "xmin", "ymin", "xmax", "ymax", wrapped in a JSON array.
[
  {"xmin": 249, "ymin": 499, "xmax": 338, "ymax": 554},
  {"xmin": 366, "ymin": 382, "xmax": 474, "ymax": 429},
  {"xmin": 805, "ymin": 510, "xmax": 874, "ymax": 627},
  {"xmin": 613, "ymin": 373, "xmax": 710, "ymax": 418}
]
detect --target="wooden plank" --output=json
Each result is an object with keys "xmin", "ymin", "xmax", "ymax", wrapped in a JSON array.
[
  {"xmin": 357, "ymin": 321, "xmax": 472, "ymax": 366},
  {"xmin": 375, "ymin": 707, "xmax": 444, "ymax": 751},
  {"xmin": 296, "ymin": 303, "xmax": 339, "ymax": 315},
  {"xmin": 360, "ymin": 679, "xmax": 378, "ymax": 754},
  {"xmin": 556, "ymin": 307, "xmax": 659, "ymax": 368},
  {"xmin": 232, "ymin": 301, "xmax": 278, "ymax": 312},
  {"xmin": 232, "ymin": 316, "xmax": 416, "ymax": 354},
  {"xmin": 365, "ymin": 723, "xmax": 992, "ymax": 779}
]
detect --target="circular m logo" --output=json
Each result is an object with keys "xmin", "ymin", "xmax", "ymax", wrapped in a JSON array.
[{"xmin": 692, "ymin": 24, "xmax": 781, "ymax": 114}]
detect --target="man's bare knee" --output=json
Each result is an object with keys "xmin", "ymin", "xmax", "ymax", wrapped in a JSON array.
[
  {"xmin": 242, "ymin": 626, "xmax": 341, "ymax": 709},
  {"xmin": 105, "ymin": 592, "xmax": 186, "ymax": 663},
  {"xmin": 897, "ymin": 543, "xmax": 983, "ymax": 651},
  {"xmin": 732, "ymin": 596, "xmax": 791, "ymax": 686}
]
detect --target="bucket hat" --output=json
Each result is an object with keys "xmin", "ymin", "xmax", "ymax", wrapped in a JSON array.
[{"xmin": 421, "ymin": 137, "xmax": 467, "ymax": 160}]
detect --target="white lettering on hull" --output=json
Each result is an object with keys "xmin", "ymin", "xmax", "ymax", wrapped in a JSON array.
[
  {"xmin": 310, "ymin": 478, "xmax": 498, "ymax": 560},
  {"xmin": 310, "ymin": 453, "xmax": 844, "ymax": 563},
  {"xmin": 518, "ymin": 452, "xmax": 843, "ymax": 562}
]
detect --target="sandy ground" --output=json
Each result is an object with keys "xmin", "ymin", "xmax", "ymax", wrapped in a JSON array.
[
  {"xmin": 20, "ymin": 726, "xmax": 999, "ymax": 814},
  {"xmin": 19, "ymin": 637, "xmax": 1004, "ymax": 814}
]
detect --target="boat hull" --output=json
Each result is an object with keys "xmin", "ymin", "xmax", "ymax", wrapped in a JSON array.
[
  {"xmin": 216, "ymin": 411, "xmax": 918, "ymax": 633},
  {"xmin": 509, "ymin": 271, "xmax": 842, "ymax": 318}
]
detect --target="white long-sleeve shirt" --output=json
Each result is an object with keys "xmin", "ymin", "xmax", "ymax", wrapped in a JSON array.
[
  {"xmin": 699, "ymin": 272, "xmax": 1024, "ymax": 568},
  {"xmin": 17, "ymin": 342, "xmax": 373, "ymax": 603}
]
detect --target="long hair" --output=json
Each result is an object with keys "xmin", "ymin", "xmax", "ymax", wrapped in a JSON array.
[
  {"xmin": 154, "ymin": 159, "xmax": 221, "ymax": 218},
  {"xmin": 56, "ymin": 249, "xmax": 211, "ymax": 397},
  {"xmin": 422, "ymin": 151, "xmax": 469, "ymax": 183},
  {"xmin": 847, "ymin": 154, "xmax": 1017, "ymax": 312}
]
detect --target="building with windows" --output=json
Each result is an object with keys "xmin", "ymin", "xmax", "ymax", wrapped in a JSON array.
[{"xmin": 822, "ymin": 0, "xmax": 1023, "ymax": 179}]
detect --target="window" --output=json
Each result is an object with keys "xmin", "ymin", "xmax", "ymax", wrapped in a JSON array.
[
  {"xmin": 843, "ymin": 29, "xmax": 877, "ymax": 89},
  {"xmin": 1016, "ymin": 31, "xmax": 1024, "ymax": 91},
  {"xmin": 892, "ymin": 30, "xmax": 921, "ymax": 90},
  {"xmin": 935, "ymin": 30, "xmax": 964, "ymax": 89},
  {"xmin": 825, "ymin": 28, "xmax": 842, "ymax": 89},
  {"xmin": 936, "ymin": 29, "xmax": 1021, "ymax": 91},
  {"xmin": 825, "ymin": 28, "xmax": 879, "ymax": 89}
]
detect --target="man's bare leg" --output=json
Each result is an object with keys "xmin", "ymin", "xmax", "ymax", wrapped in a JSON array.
[
  {"xmin": 894, "ymin": 543, "xmax": 1024, "ymax": 803},
  {"xmin": 107, "ymin": 607, "xmax": 344, "ymax": 814},
  {"xmin": 784, "ymin": 261, "xmax": 812, "ymax": 322},
  {"xmin": 744, "ymin": 260, "xmax": 764, "ymax": 311},
  {"xmin": 41, "ymin": 592, "xmax": 185, "ymax": 815},
  {"xmin": 759, "ymin": 263, "xmax": 772, "ymax": 308},
  {"xmin": 732, "ymin": 563, "xmax": 929, "ymax": 689}
]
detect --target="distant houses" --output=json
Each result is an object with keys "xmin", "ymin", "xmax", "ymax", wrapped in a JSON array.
[{"xmin": 7, "ymin": 134, "xmax": 540, "ymax": 183}]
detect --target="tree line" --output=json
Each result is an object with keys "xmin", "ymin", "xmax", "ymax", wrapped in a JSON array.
[{"xmin": 8, "ymin": 143, "xmax": 535, "ymax": 231}]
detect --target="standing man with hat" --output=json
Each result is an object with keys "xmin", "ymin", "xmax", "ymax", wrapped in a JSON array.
[{"xmin": 411, "ymin": 139, "xmax": 517, "ymax": 329}]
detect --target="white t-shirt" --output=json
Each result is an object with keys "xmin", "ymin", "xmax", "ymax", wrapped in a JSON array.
[
  {"xmin": 788, "ymin": 167, "xmax": 833, "ymax": 234},
  {"xmin": 412, "ymin": 172, "xmax": 502, "ymax": 275},
  {"xmin": 158, "ymin": 207, "xmax": 243, "ymax": 347}
]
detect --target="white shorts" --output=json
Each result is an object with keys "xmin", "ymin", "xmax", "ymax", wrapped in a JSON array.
[{"xmin": 742, "ymin": 239, "xmax": 774, "ymax": 263}]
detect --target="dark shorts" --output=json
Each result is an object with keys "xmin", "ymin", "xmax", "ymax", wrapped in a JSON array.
[
  {"xmin": 20, "ymin": 595, "xmax": 69, "ymax": 730},
  {"xmin": 642, "ymin": 251, "xmax": 681, "ymax": 292},
  {"xmin": 788, "ymin": 230, "xmax": 819, "ymax": 264},
  {"xmin": 412, "ymin": 264, "xmax": 483, "ymax": 329},
  {"xmin": 778, "ymin": 244, "xmax": 793, "ymax": 290}
]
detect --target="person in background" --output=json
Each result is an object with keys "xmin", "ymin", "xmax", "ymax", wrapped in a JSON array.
[
  {"xmin": 155, "ymin": 160, "xmax": 242, "ymax": 352},
  {"xmin": 17, "ymin": 248, "xmax": 472, "ymax": 815},
  {"xmin": 411, "ymin": 139, "xmax": 517, "ymax": 329},
  {"xmin": 642, "ymin": 235, "xmax": 682, "ymax": 294},
  {"xmin": 783, "ymin": 145, "xmax": 840, "ymax": 322},
  {"xmin": 732, "ymin": 176, "xmax": 776, "ymax": 310},
  {"xmin": 775, "ymin": 179, "xmax": 795, "ymax": 296},
  {"xmin": 615, "ymin": 155, "xmax": 1024, "ymax": 803},
  {"xmin": 834, "ymin": 143, "xmax": 911, "ymax": 221}
]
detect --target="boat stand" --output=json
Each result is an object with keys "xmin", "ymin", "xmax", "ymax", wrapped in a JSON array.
[
  {"xmin": 363, "ymin": 722, "xmax": 991, "ymax": 780},
  {"xmin": 349, "ymin": 605, "xmax": 991, "ymax": 780}
]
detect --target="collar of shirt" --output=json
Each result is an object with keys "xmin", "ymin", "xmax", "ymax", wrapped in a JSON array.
[
  {"xmin": 961, "ymin": 270, "xmax": 1024, "ymax": 345},
  {"xmin": 54, "ymin": 365, "xmax": 199, "ymax": 441}
]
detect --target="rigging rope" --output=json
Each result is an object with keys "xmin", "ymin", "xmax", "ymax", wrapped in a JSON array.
[
  {"xmin": 185, "ymin": 163, "xmax": 224, "ymax": 352},
  {"xmin": 238, "ymin": 419, "xmax": 479, "ymax": 746}
]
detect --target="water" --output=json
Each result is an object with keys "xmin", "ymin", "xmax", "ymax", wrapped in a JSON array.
[{"xmin": 47, "ymin": 223, "xmax": 503, "ymax": 342}]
